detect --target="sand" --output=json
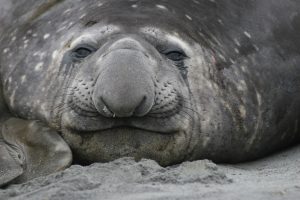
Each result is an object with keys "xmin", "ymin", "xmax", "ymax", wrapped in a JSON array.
[{"xmin": 1, "ymin": 145, "xmax": 300, "ymax": 200}]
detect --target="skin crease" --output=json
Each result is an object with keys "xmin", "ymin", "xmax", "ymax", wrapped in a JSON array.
[{"xmin": 0, "ymin": 0, "xmax": 300, "ymax": 185}]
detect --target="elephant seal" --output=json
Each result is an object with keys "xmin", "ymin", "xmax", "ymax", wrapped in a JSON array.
[{"xmin": 0, "ymin": 0, "xmax": 300, "ymax": 184}]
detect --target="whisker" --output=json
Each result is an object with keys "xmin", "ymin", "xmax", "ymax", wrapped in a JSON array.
[
  {"xmin": 181, "ymin": 105, "xmax": 201, "ymax": 118},
  {"xmin": 172, "ymin": 114, "xmax": 187, "ymax": 126},
  {"xmin": 178, "ymin": 109, "xmax": 194, "ymax": 122}
]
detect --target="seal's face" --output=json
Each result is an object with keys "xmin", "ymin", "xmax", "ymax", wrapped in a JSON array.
[{"xmin": 58, "ymin": 23, "xmax": 202, "ymax": 165}]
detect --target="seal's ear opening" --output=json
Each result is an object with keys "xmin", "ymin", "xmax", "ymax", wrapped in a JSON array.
[{"xmin": 0, "ymin": 137, "xmax": 24, "ymax": 188}]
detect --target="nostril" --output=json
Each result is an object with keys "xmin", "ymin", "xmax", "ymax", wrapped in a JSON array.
[
  {"xmin": 133, "ymin": 96, "xmax": 149, "ymax": 117},
  {"xmin": 102, "ymin": 104, "xmax": 115, "ymax": 118},
  {"xmin": 96, "ymin": 94, "xmax": 152, "ymax": 118},
  {"xmin": 94, "ymin": 97, "xmax": 115, "ymax": 118},
  {"xmin": 103, "ymin": 95, "xmax": 148, "ymax": 118}
]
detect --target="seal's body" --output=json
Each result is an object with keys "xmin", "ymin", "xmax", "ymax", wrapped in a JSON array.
[{"xmin": 0, "ymin": 0, "xmax": 300, "ymax": 185}]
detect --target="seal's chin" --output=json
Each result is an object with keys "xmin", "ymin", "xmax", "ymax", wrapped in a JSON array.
[{"xmin": 60, "ymin": 125, "xmax": 191, "ymax": 166}]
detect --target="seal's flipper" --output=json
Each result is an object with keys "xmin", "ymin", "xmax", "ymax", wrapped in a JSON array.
[
  {"xmin": 0, "ymin": 75, "xmax": 23, "ymax": 187},
  {"xmin": 0, "ymin": 136, "xmax": 24, "ymax": 187},
  {"xmin": 0, "ymin": 118, "xmax": 72, "ymax": 185}
]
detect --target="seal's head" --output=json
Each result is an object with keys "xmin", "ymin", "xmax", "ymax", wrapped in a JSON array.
[
  {"xmin": 1, "ymin": 0, "xmax": 300, "ymax": 165},
  {"xmin": 57, "ymin": 10, "xmax": 203, "ymax": 166}
]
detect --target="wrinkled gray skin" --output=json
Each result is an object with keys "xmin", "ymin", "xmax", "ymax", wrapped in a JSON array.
[{"xmin": 1, "ymin": 0, "xmax": 300, "ymax": 186}]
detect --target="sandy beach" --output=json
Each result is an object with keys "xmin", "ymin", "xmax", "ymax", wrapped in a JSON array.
[{"xmin": 1, "ymin": 145, "xmax": 299, "ymax": 200}]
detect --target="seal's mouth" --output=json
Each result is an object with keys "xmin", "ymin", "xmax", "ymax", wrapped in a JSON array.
[
  {"xmin": 61, "ymin": 108, "xmax": 186, "ymax": 135},
  {"xmin": 68, "ymin": 125, "xmax": 176, "ymax": 136}
]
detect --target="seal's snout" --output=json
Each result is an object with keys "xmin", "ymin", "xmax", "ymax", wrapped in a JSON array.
[
  {"xmin": 93, "ymin": 38, "xmax": 155, "ymax": 118},
  {"xmin": 107, "ymin": 37, "xmax": 146, "ymax": 52}
]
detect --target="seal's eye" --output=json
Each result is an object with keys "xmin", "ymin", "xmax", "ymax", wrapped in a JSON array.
[
  {"xmin": 160, "ymin": 48, "xmax": 188, "ymax": 78},
  {"xmin": 75, "ymin": 48, "xmax": 92, "ymax": 58},
  {"xmin": 72, "ymin": 45, "xmax": 96, "ymax": 61},
  {"xmin": 165, "ymin": 51, "xmax": 187, "ymax": 61}
]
